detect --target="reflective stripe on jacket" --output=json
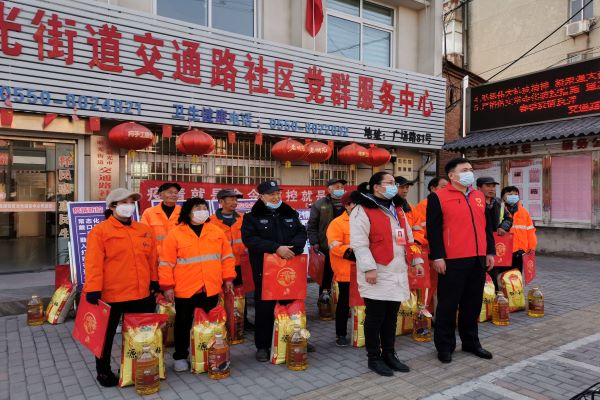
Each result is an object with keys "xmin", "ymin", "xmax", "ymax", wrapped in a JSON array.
[
  {"xmin": 210, "ymin": 212, "xmax": 247, "ymax": 266},
  {"xmin": 509, "ymin": 203, "xmax": 537, "ymax": 252},
  {"xmin": 159, "ymin": 223, "xmax": 236, "ymax": 298},
  {"xmin": 140, "ymin": 203, "xmax": 181, "ymax": 255},
  {"xmin": 83, "ymin": 216, "xmax": 158, "ymax": 303},
  {"xmin": 326, "ymin": 212, "xmax": 352, "ymax": 282}
]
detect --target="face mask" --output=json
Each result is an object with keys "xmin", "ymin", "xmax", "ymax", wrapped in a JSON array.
[
  {"xmin": 505, "ymin": 195, "xmax": 519, "ymax": 205},
  {"xmin": 457, "ymin": 171, "xmax": 475, "ymax": 187},
  {"xmin": 115, "ymin": 203, "xmax": 135, "ymax": 218},
  {"xmin": 332, "ymin": 189, "xmax": 345, "ymax": 199},
  {"xmin": 266, "ymin": 200, "xmax": 283, "ymax": 210},
  {"xmin": 380, "ymin": 184, "xmax": 398, "ymax": 199},
  {"xmin": 191, "ymin": 210, "xmax": 209, "ymax": 224}
]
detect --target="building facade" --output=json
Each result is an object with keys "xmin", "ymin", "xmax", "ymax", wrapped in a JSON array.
[{"xmin": 0, "ymin": 0, "xmax": 445, "ymax": 273}]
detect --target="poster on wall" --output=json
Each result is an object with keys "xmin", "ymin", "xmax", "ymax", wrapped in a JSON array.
[
  {"xmin": 472, "ymin": 160, "xmax": 502, "ymax": 198},
  {"xmin": 508, "ymin": 159, "xmax": 543, "ymax": 221},
  {"xmin": 90, "ymin": 136, "xmax": 119, "ymax": 201}
]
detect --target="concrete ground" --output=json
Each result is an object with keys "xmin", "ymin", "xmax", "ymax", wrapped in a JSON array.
[{"xmin": 1, "ymin": 255, "xmax": 599, "ymax": 400}]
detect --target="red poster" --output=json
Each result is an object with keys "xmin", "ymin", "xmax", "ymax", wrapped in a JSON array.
[
  {"xmin": 262, "ymin": 254, "xmax": 307, "ymax": 300},
  {"xmin": 349, "ymin": 263, "xmax": 364, "ymax": 307},
  {"xmin": 72, "ymin": 296, "xmax": 111, "ymax": 358},
  {"xmin": 408, "ymin": 255, "xmax": 431, "ymax": 290},
  {"xmin": 239, "ymin": 253, "xmax": 255, "ymax": 294},
  {"xmin": 307, "ymin": 247, "xmax": 325, "ymax": 286},
  {"xmin": 523, "ymin": 251, "xmax": 536, "ymax": 285},
  {"xmin": 493, "ymin": 233, "xmax": 514, "ymax": 267}
]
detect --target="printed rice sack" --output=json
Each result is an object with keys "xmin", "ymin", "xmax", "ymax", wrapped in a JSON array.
[
  {"xmin": 351, "ymin": 306, "xmax": 366, "ymax": 348},
  {"xmin": 500, "ymin": 269, "xmax": 526, "ymax": 312},
  {"xmin": 479, "ymin": 274, "xmax": 496, "ymax": 322},
  {"xmin": 191, "ymin": 305, "xmax": 227, "ymax": 374},
  {"xmin": 46, "ymin": 284, "xmax": 76, "ymax": 325},
  {"xmin": 270, "ymin": 300, "xmax": 306, "ymax": 365},
  {"xmin": 155, "ymin": 295, "xmax": 176, "ymax": 347},
  {"xmin": 224, "ymin": 286, "xmax": 245, "ymax": 344},
  {"xmin": 396, "ymin": 291, "xmax": 418, "ymax": 335}
]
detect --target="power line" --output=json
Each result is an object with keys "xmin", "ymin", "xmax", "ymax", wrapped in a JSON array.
[
  {"xmin": 487, "ymin": 0, "xmax": 594, "ymax": 80},
  {"xmin": 545, "ymin": 45, "xmax": 600, "ymax": 69}
]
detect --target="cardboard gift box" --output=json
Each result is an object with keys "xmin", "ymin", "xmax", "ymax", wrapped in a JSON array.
[
  {"xmin": 262, "ymin": 254, "xmax": 307, "ymax": 300},
  {"xmin": 72, "ymin": 296, "xmax": 111, "ymax": 358},
  {"xmin": 493, "ymin": 233, "xmax": 514, "ymax": 267},
  {"xmin": 523, "ymin": 251, "xmax": 537, "ymax": 285}
]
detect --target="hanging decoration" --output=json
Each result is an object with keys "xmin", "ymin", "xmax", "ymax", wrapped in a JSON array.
[
  {"xmin": 176, "ymin": 128, "xmax": 215, "ymax": 157},
  {"xmin": 88, "ymin": 117, "xmax": 101, "ymax": 132},
  {"xmin": 271, "ymin": 138, "xmax": 306, "ymax": 168},
  {"xmin": 304, "ymin": 140, "xmax": 332, "ymax": 167},
  {"xmin": 365, "ymin": 145, "xmax": 391, "ymax": 167},
  {"xmin": 255, "ymin": 128, "xmax": 263, "ymax": 146},
  {"xmin": 338, "ymin": 143, "xmax": 369, "ymax": 169},
  {"xmin": 108, "ymin": 122, "xmax": 154, "ymax": 151},
  {"xmin": 162, "ymin": 124, "xmax": 172, "ymax": 139}
]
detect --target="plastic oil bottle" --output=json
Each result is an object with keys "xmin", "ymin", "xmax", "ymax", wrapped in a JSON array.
[
  {"xmin": 492, "ymin": 292, "xmax": 510, "ymax": 326},
  {"xmin": 286, "ymin": 325, "xmax": 308, "ymax": 371},
  {"xmin": 135, "ymin": 346, "xmax": 160, "ymax": 395},
  {"xmin": 527, "ymin": 287, "xmax": 544, "ymax": 318},
  {"xmin": 27, "ymin": 295, "xmax": 45, "ymax": 326},
  {"xmin": 318, "ymin": 290, "xmax": 334, "ymax": 321},
  {"xmin": 208, "ymin": 333, "xmax": 230, "ymax": 379},
  {"xmin": 412, "ymin": 303, "xmax": 432, "ymax": 342}
]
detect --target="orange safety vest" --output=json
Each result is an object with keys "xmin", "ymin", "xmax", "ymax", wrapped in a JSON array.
[
  {"xmin": 209, "ymin": 211, "xmax": 246, "ymax": 266},
  {"xmin": 326, "ymin": 212, "xmax": 352, "ymax": 282},
  {"xmin": 159, "ymin": 223, "xmax": 236, "ymax": 298},
  {"xmin": 140, "ymin": 203, "xmax": 181, "ymax": 255},
  {"xmin": 508, "ymin": 203, "xmax": 537, "ymax": 252},
  {"xmin": 408, "ymin": 201, "xmax": 427, "ymax": 246},
  {"xmin": 83, "ymin": 216, "xmax": 158, "ymax": 303}
]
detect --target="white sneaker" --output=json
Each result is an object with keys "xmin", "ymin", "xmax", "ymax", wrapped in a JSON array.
[{"xmin": 173, "ymin": 359, "xmax": 190, "ymax": 372}]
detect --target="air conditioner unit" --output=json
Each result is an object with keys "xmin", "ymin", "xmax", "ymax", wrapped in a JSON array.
[{"xmin": 566, "ymin": 19, "xmax": 591, "ymax": 37}]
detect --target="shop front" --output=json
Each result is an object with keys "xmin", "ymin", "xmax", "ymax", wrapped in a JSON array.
[{"xmin": 446, "ymin": 57, "xmax": 600, "ymax": 256}]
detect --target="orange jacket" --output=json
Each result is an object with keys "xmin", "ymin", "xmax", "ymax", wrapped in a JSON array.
[
  {"xmin": 210, "ymin": 211, "xmax": 246, "ymax": 266},
  {"xmin": 140, "ymin": 203, "xmax": 181, "ymax": 255},
  {"xmin": 159, "ymin": 223, "xmax": 237, "ymax": 298},
  {"xmin": 407, "ymin": 202, "xmax": 427, "ymax": 246},
  {"xmin": 83, "ymin": 216, "xmax": 158, "ymax": 303},
  {"xmin": 508, "ymin": 203, "xmax": 537, "ymax": 252},
  {"xmin": 326, "ymin": 213, "xmax": 352, "ymax": 282}
]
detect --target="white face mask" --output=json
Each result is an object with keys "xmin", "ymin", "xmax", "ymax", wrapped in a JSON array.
[
  {"xmin": 115, "ymin": 203, "xmax": 135, "ymax": 218},
  {"xmin": 191, "ymin": 210, "xmax": 209, "ymax": 224}
]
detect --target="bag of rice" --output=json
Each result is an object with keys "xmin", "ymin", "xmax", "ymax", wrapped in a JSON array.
[
  {"xmin": 155, "ymin": 295, "xmax": 176, "ymax": 347},
  {"xmin": 224, "ymin": 286, "xmax": 245, "ymax": 344},
  {"xmin": 479, "ymin": 274, "xmax": 495, "ymax": 322},
  {"xmin": 190, "ymin": 305, "xmax": 227, "ymax": 374},
  {"xmin": 119, "ymin": 313, "xmax": 168, "ymax": 387},
  {"xmin": 351, "ymin": 306, "xmax": 366, "ymax": 348},
  {"xmin": 397, "ymin": 291, "xmax": 418, "ymax": 335},
  {"xmin": 500, "ymin": 269, "xmax": 526, "ymax": 312},
  {"xmin": 270, "ymin": 300, "xmax": 306, "ymax": 365},
  {"xmin": 331, "ymin": 280, "xmax": 339, "ymax": 315},
  {"xmin": 46, "ymin": 284, "xmax": 76, "ymax": 325}
]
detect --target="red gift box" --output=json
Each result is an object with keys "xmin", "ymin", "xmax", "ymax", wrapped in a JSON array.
[
  {"xmin": 493, "ymin": 232, "xmax": 514, "ymax": 267},
  {"xmin": 349, "ymin": 263, "xmax": 364, "ymax": 307},
  {"xmin": 239, "ymin": 253, "xmax": 255, "ymax": 294},
  {"xmin": 72, "ymin": 296, "xmax": 111, "ymax": 358},
  {"xmin": 523, "ymin": 251, "xmax": 536, "ymax": 285},
  {"xmin": 307, "ymin": 247, "xmax": 325, "ymax": 286},
  {"xmin": 262, "ymin": 254, "xmax": 307, "ymax": 300},
  {"xmin": 408, "ymin": 255, "xmax": 431, "ymax": 290}
]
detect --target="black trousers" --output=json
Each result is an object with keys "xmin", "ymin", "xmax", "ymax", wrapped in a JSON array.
[
  {"xmin": 319, "ymin": 250, "xmax": 334, "ymax": 292},
  {"xmin": 489, "ymin": 252, "xmax": 524, "ymax": 292},
  {"xmin": 363, "ymin": 298, "xmax": 401, "ymax": 358},
  {"xmin": 173, "ymin": 292, "xmax": 219, "ymax": 360},
  {"xmin": 253, "ymin": 287, "xmax": 291, "ymax": 349},
  {"xmin": 95, "ymin": 296, "xmax": 155, "ymax": 374},
  {"xmin": 434, "ymin": 257, "xmax": 486, "ymax": 354},
  {"xmin": 335, "ymin": 282, "xmax": 350, "ymax": 337}
]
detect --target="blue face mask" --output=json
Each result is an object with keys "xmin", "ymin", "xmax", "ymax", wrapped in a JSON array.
[
  {"xmin": 458, "ymin": 171, "xmax": 475, "ymax": 187},
  {"xmin": 266, "ymin": 200, "xmax": 283, "ymax": 209},
  {"xmin": 381, "ymin": 185, "xmax": 398, "ymax": 199},
  {"xmin": 332, "ymin": 189, "xmax": 345, "ymax": 199},
  {"xmin": 505, "ymin": 194, "xmax": 519, "ymax": 205}
]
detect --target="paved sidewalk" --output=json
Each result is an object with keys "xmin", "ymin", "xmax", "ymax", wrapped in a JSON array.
[
  {"xmin": 0, "ymin": 271, "xmax": 54, "ymax": 317},
  {"xmin": 1, "ymin": 255, "xmax": 599, "ymax": 400}
]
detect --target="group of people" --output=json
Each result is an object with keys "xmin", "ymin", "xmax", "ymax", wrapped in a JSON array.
[{"xmin": 82, "ymin": 156, "xmax": 537, "ymax": 386}]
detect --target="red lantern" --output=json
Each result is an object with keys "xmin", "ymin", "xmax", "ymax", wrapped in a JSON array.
[
  {"xmin": 366, "ymin": 146, "xmax": 391, "ymax": 167},
  {"xmin": 338, "ymin": 143, "xmax": 369, "ymax": 165},
  {"xmin": 271, "ymin": 138, "xmax": 306, "ymax": 168},
  {"xmin": 304, "ymin": 141, "xmax": 332, "ymax": 164},
  {"xmin": 108, "ymin": 122, "xmax": 154, "ymax": 150},
  {"xmin": 176, "ymin": 128, "xmax": 215, "ymax": 155}
]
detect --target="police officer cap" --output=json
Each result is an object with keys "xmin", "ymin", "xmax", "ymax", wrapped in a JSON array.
[
  {"xmin": 476, "ymin": 177, "xmax": 499, "ymax": 187},
  {"xmin": 394, "ymin": 176, "xmax": 414, "ymax": 187},
  {"xmin": 157, "ymin": 182, "xmax": 182, "ymax": 193},
  {"xmin": 217, "ymin": 188, "xmax": 243, "ymax": 200},
  {"xmin": 257, "ymin": 180, "xmax": 281, "ymax": 194},
  {"xmin": 326, "ymin": 178, "xmax": 348, "ymax": 187}
]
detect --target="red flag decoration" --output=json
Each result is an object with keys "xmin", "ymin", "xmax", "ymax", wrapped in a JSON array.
[
  {"xmin": 0, "ymin": 109, "xmax": 13, "ymax": 126},
  {"xmin": 306, "ymin": 0, "xmax": 324, "ymax": 37},
  {"xmin": 228, "ymin": 131, "xmax": 236, "ymax": 144},
  {"xmin": 162, "ymin": 124, "xmax": 172, "ymax": 138},
  {"xmin": 255, "ymin": 129, "xmax": 263, "ymax": 145},
  {"xmin": 88, "ymin": 117, "xmax": 101, "ymax": 132},
  {"xmin": 43, "ymin": 113, "xmax": 58, "ymax": 128}
]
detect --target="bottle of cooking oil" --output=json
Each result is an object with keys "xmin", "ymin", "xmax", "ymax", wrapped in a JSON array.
[
  {"xmin": 412, "ymin": 303, "xmax": 432, "ymax": 342},
  {"xmin": 208, "ymin": 333, "xmax": 230, "ymax": 379},
  {"xmin": 318, "ymin": 290, "xmax": 334, "ymax": 321},
  {"xmin": 27, "ymin": 295, "xmax": 44, "ymax": 326},
  {"xmin": 492, "ymin": 292, "xmax": 510, "ymax": 326},
  {"xmin": 527, "ymin": 287, "xmax": 544, "ymax": 318},
  {"xmin": 230, "ymin": 306, "xmax": 244, "ymax": 344},
  {"xmin": 286, "ymin": 325, "xmax": 308, "ymax": 371},
  {"xmin": 135, "ymin": 346, "xmax": 160, "ymax": 395}
]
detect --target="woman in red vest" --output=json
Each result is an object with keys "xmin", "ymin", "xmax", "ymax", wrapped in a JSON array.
[{"xmin": 350, "ymin": 172, "xmax": 424, "ymax": 377}]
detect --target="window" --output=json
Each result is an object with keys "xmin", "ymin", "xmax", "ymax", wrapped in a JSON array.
[
  {"xmin": 327, "ymin": 0, "xmax": 394, "ymax": 67},
  {"xmin": 156, "ymin": 0, "xmax": 255, "ymax": 37},
  {"xmin": 444, "ymin": 19, "xmax": 463, "ymax": 56},
  {"xmin": 310, "ymin": 165, "xmax": 350, "ymax": 186},
  {"xmin": 570, "ymin": 0, "xmax": 593, "ymax": 21}
]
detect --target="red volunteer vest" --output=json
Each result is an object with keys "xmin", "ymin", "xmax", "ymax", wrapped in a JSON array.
[{"xmin": 435, "ymin": 184, "xmax": 487, "ymax": 259}]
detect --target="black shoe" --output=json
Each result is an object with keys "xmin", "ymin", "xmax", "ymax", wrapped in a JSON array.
[
  {"xmin": 462, "ymin": 346, "xmax": 493, "ymax": 359},
  {"xmin": 255, "ymin": 348, "xmax": 269, "ymax": 362},
  {"xmin": 368, "ymin": 357, "xmax": 394, "ymax": 377},
  {"xmin": 335, "ymin": 336, "xmax": 349, "ymax": 347},
  {"xmin": 244, "ymin": 320, "xmax": 255, "ymax": 331},
  {"xmin": 96, "ymin": 371, "xmax": 118, "ymax": 387},
  {"xmin": 382, "ymin": 352, "xmax": 410, "ymax": 372},
  {"xmin": 307, "ymin": 342, "xmax": 316, "ymax": 352},
  {"xmin": 438, "ymin": 352, "xmax": 452, "ymax": 364}
]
